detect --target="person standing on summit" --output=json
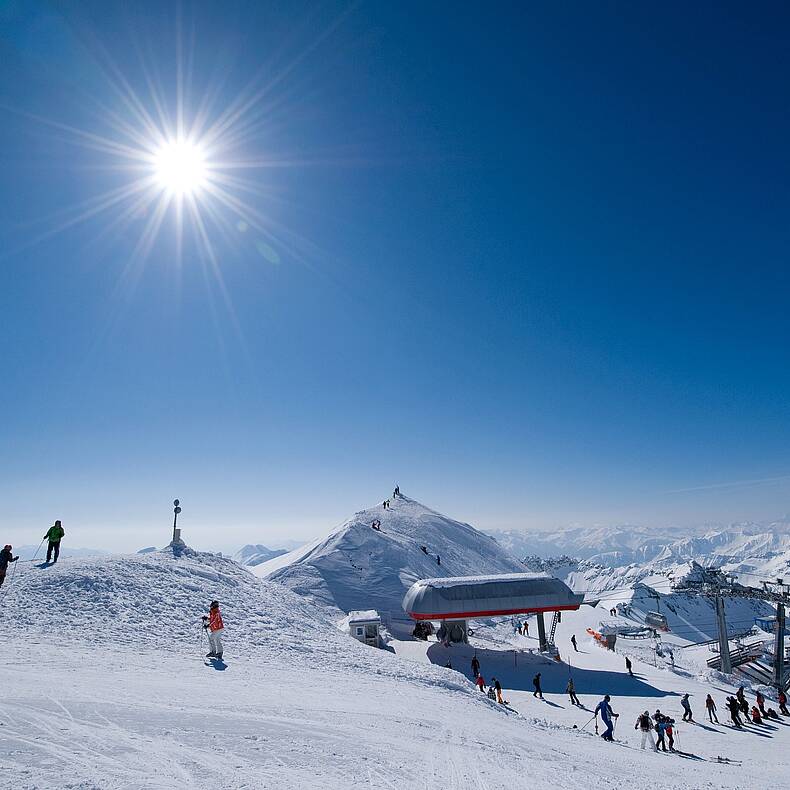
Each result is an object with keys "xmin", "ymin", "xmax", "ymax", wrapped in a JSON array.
[
  {"xmin": 44, "ymin": 520, "xmax": 65, "ymax": 564},
  {"xmin": 202, "ymin": 600, "xmax": 224, "ymax": 660}
]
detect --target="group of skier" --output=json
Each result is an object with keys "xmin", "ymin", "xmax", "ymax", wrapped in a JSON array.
[
  {"xmin": 633, "ymin": 709, "xmax": 676, "ymax": 751},
  {"xmin": 720, "ymin": 685, "xmax": 788, "ymax": 727},
  {"xmin": 0, "ymin": 520, "xmax": 66, "ymax": 589},
  {"xmin": 471, "ymin": 655, "xmax": 509, "ymax": 706}
]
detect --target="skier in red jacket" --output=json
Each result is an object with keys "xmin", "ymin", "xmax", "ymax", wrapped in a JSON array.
[{"xmin": 202, "ymin": 600, "xmax": 224, "ymax": 660}]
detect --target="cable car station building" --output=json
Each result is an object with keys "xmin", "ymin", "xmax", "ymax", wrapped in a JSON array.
[{"xmin": 402, "ymin": 572, "xmax": 584, "ymax": 650}]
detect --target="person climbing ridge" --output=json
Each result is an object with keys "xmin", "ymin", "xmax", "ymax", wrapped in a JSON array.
[
  {"xmin": 625, "ymin": 656, "xmax": 633, "ymax": 677},
  {"xmin": 532, "ymin": 672, "xmax": 543, "ymax": 699},
  {"xmin": 0, "ymin": 545, "xmax": 19, "ymax": 588},
  {"xmin": 394, "ymin": 485, "xmax": 400, "ymax": 497},
  {"xmin": 202, "ymin": 600, "xmax": 224, "ymax": 661},
  {"xmin": 471, "ymin": 654, "xmax": 480, "ymax": 679},
  {"xmin": 566, "ymin": 677, "xmax": 580, "ymax": 706},
  {"xmin": 635, "ymin": 710, "xmax": 657, "ymax": 751},
  {"xmin": 595, "ymin": 695, "xmax": 618, "ymax": 741},
  {"xmin": 475, "ymin": 674, "xmax": 486, "ymax": 693},
  {"xmin": 705, "ymin": 694, "xmax": 719, "ymax": 723},
  {"xmin": 44, "ymin": 520, "xmax": 65, "ymax": 564},
  {"xmin": 493, "ymin": 678, "xmax": 506, "ymax": 704}
]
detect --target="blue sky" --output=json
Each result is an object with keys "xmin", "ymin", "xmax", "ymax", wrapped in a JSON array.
[{"xmin": 2, "ymin": 1, "xmax": 790, "ymax": 551}]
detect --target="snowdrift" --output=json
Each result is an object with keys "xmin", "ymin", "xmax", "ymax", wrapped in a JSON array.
[{"xmin": 252, "ymin": 496, "xmax": 525, "ymax": 619}]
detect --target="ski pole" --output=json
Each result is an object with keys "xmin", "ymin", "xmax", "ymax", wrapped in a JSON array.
[
  {"xmin": 580, "ymin": 713, "xmax": 597, "ymax": 731},
  {"xmin": 30, "ymin": 538, "xmax": 45, "ymax": 562}
]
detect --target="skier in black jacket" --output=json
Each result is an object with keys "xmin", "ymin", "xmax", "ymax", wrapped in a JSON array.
[
  {"xmin": 532, "ymin": 673, "xmax": 543, "ymax": 699},
  {"xmin": 0, "ymin": 545, "xmax": 19, "ymax": 587}
]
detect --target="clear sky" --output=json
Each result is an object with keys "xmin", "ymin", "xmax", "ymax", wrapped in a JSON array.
[{"xmin": 2, "ymin": 1, "xmax": 790, "ymax": 552}]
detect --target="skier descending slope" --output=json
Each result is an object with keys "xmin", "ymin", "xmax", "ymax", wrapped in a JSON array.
[
  {"xmin": 202, "ymin": 600, "xmax": 224, "ymax": 660},
  {"xmin": 595, "ymin": 695, "xmax": 619, "ymax": 741},
  {"xmin": 44, "ymin": 520, "xmax": 65, "ymax": 564},
  {"xmin": 705, "ymin": 694, "xmax": 719, "ymax": 723},
  {"xmin": 0, "ymin": 545, "xmax": 19, "ymax": 588},
  {"xmin": 566, "ymin": 678, "xmax": 580, "ymax": 706},
  {"xmin": 681, "ymin": 693, "xmax": 694, "ymax": 722}
]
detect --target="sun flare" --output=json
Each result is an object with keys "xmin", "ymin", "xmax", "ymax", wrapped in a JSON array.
[{"xmin": 153, "ymin": 139, "xmax": 208, "ymax": 196}]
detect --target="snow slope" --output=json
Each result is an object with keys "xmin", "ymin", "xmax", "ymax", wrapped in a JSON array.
[
  {"xmin": 252, "ymin": 496, "xmax": 526, "ymax": 620},
  {"xmin": 3, "ymin": 545, "xmax": 787, "ymax": 789}
]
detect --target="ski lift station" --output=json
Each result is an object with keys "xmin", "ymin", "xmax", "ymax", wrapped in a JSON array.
[
  {"xmin": 403, "ymin": 573, "xmax": 584, "ymax": 647},
  {"xmin": 348, "ymin": 610, "xmax": 381, "ymax": 647}
]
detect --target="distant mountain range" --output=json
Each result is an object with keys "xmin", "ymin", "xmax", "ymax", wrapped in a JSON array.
[{"xmin": 233, "ymin": 544, "xmax": 289, "ymax": 567}]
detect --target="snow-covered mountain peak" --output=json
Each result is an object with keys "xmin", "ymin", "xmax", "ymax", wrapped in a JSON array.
[{"xmin": 251, "ymin": 494, "xmax": 525, "ymax": 619}]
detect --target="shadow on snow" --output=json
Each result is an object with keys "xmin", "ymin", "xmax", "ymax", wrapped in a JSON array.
[{"xmin": 426, "ymin": 643, "xmax": 677, "ymax": 699}]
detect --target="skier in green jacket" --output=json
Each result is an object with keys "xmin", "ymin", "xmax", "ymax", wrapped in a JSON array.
[{"xmin": 44, "ymin": 520, "xmax": 65, "ymax": 564}]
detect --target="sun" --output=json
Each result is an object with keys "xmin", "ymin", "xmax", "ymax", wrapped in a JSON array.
[{"xmin": 153, "ymin": 139, "xmax": 208, "ymax": 196}]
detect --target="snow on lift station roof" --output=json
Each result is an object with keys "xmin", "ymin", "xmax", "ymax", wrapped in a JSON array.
[
  {"xmin": 348, "ymin": 610, "xmax": 381, "ymax": 624},
  {"xmin": 402, "ymin": 572, "xmax": 584, "ymax": 621}
]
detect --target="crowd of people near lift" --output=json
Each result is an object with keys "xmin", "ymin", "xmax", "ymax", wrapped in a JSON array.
[{"xmin": 468, "ymin": 636, "xmax": 790, "ymax": 753}]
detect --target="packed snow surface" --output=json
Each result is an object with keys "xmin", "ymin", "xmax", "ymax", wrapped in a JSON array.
[{"xmin": 3, "ymin": 546, "xmax": 790, "ymax": 788}]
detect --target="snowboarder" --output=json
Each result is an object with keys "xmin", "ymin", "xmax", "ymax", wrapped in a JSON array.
[
  {"xmin": 0, "ymin": 545, "xmax": 19, "ymax": 588},
  {"xmin": 44, "ymin": 520, "xmax": 65, "ymax": 564},
  {"xmin": 566, "ymin": 678, "xmax": 580, "ymax": 706},
  {"xmin": 202, "ymin": 600, "xmax": 224, "ymax": 660},
  {"xmin": 371, "ymin": 520, "xmax": 381, "ymax": 531},
  {"xmin": 751, "ymin": 705, "xmax": 762, "ymax": 724},
  {"xmin": 471, "ymin": 655, "xmax": 480, "ymax": 678},
  {"xmin": 625, "ymin": 657, "xmax": 633, "ymax": 677},
  {"xmin": 595, "ymin": 695, "xmax": 618, "ymax": 741},
  {"xmin": 420, "ymin": 545, "xmax": 428, "ymax": 554},
  {"xmin": 532, "ymin": 673, "xmax": 543, "ymax": 699},
  {"xmin": 726, "ymin": 697, "xmax": 743, "ymax": 727},
  {"xmin": 493, "ymin": 678, "xmax": 506, "ymax": 704},
  {"xmin": 570, "ymin": 634, "xmax": 577, "ymax": 651},
  {"xmin": 681, "ymin": 693, "xmax": 693, "ymax": 722},
  {"xmin": 756, "ymin": 690, "xmax": 766, "ymax": 716},
  {"xmin": 475, "ymin": 674, "xmax": 486, "ymax": 693},
  {"xmin": 635, "ymin": 710, "xmax": 657, "ymax": 751},
  {"xmin": 705, "ymin": 694, "xmax": 719, "ymax": 723},
  {"xmin": 766, "ymin": 707, "xmax": 780, "ymax": 720},
  {"xmin": 779, "ymin": 690, "xmax": 789, "ymax": 716}
]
